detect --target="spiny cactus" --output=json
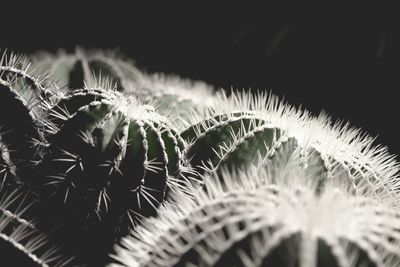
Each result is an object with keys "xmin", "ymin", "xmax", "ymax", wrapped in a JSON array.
[
  {"xmin": 181, "ymin": 91, "xmax": 399, "ymax": 203},
  {"xmin": 133, "ymin": 73, "xmax": 216, "ymax": 125},
  {"xmin": 0, "ymin": 188, "xmax": 74, "ymax": 267},
  {"xmin": 0, "ymin": 53, "xmax": 53, "ymax": 189},
  {"xmin": 31, "ymin": 49, "xmax": 142, "ymax": 91},
  {"xmin": 1, "ymin": 48, "xmax": 400, "ymax": 267},
  {"xmin": 38, "ymin": 83, "xmax": 192, "ymax": 265},
  {"xmin": 111, "ymin": 164, "xmax": 400, "ymax": 267}
]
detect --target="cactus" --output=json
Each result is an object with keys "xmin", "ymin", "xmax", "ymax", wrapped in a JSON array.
[
  {"xmin": 37, "ymin": 83, "xmax": 191, "ymax": 265},
  {"xmin": 0, "ymin": 53, "xmax": 53, "ymax": 189},
  {"xmin": 111, "ymin": 162, "xmax": 400, "ymax": 267},
  {"xmin": 0, "ymin": 188, "xmax": 74, "ymax": 267},
  {"xmin": 133, "ymin": 73, "xmax": 216, "ymax": 126},
  {"xmin": 1, "ymin": 49, "xmax": 400, "ymax": 267},
  {"xmin": 181, "ymin": 91, "xmax": 399, "ymax": 202},
  {"xmin": 31, "ymin": 49, "xmax": 142, "ymax": 91}
]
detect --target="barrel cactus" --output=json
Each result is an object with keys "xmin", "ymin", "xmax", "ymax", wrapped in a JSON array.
[
  {"xmin": 0, "ymin": 52, "xmax": 53, "ymax": 189},
  {"xmin": 111, "ymin": 162, "xmax": 400, "ymax": 267},
  {"xmin": 133, "ymin": 73, "xmax": 216, "ymax": 125},
  {"xmin": 181, "ymin": 91, "xmax": 399, "ymax": 203},
  {"xmin": 37, "ymin": 82, "xmax": 191, "ymax": 265},
  {"xmin": 31, "ymin": 49, "xmax": 142, "ymax": 91}
]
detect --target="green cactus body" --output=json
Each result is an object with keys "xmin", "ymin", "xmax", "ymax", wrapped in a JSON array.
[
  {"xmin": 39, "ymin": 87, "xmax": 188, "ymax": 265},
  {"xmin": 0, "ymin": 189, "xmax": 73, "ymax": 267},
  {"xmin": 181, "ymin": 91, "xmax": 399, "ymax": 202},
  {"xmin": 31, "ymin": 49, "xmax": 142, "ymax": 91},
  {"xmin": 111, "ymin": 164, "xmax": 399, "ymax": 267}
]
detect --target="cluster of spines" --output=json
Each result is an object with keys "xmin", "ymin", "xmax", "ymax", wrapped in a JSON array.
[{"xmin": 111, "ymin": 164, "xmax": 400, "ymax": 267}]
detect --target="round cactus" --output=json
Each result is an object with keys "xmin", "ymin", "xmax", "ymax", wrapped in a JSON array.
[
  {"xmin": 0, "ymin": 188, "xmax": 74, "ymax": 267},
  {"xmin": 111, "ymin": 163, "xmax": 400, "ymax": 267},
  {"xmin": 31, "ymin": 48, "xmax": 143, "ymax": 91},
  {"xmin": 0, "ymin": 53, "xmax": 53, "ymax": 189},
  {"xmin": 38, "ymin": 85, "xmax": 191, "ymax": 265},
  {"xmin": 181, "ymin": 91, "xmax": 399, "ymax": 202},
  {"xmin": 133, "ymin": 73, "xmax": 216, "ymax": 126}
]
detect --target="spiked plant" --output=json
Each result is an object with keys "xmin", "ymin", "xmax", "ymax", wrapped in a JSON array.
[
  {"xmin": 31, "ymin": 49, "xmax": 143, "ymax": 91},
  {"xmin": 0, "ymin": 52, "xmax": 55, "ymax": 189},
  {"xmin": 181, "ymin": 91, "xmax": 399, "ymax": 203},
  {"xmin": 133, "ymin": 73, "xmax": 216, "ymax": 125},
  {"xmin": 111, "ymin": 163, "xmax": 400, "ymax": 267},
  {"xmin": 0, "ymin": 188, "xmax": 74, "ymax": 267},
  {"xmin": 38, "ymin": 83, "xmax": 191, "ymax": 265}
]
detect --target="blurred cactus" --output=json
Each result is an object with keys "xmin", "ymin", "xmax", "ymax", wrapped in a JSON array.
[
  {"xmin": 31, "ymin": 49, "xmax": 142, "ymax": 91},
  {"xmin": 133, "ymin": 73, "xmax": 216, "ymax": 126},
  {"xmin": 111, "ymin": 163, "xmax": 400, "ymax": 267}
]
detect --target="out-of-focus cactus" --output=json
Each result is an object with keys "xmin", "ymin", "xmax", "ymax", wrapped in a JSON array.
[
  {"xmin": 31, "ymin": 49, "xmax": 142, "ymax": 91},
  {"xmin": 133, "ymin": 73, "xmax": 216, "ymax": 127},
  {"xmin": 111, "ymin": 162, "xmax": 400, "ymax": 267}
]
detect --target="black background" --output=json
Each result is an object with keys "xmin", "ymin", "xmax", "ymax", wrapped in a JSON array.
[{"xmin": 2, "ymin": 2, "xmax": 400, "ymax": 156}]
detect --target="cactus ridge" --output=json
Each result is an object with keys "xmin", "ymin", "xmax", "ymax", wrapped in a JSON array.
[
  {"xmin": 111, "ymin": 163, "xmax": 400, "ymax": 267},
  {"xmin": 0, "ymin": 189, "xmax": 74, "ymax": 267},
  {"xmin": 182, "ymin": 90, "xmax": 400, "ymax": 203}
]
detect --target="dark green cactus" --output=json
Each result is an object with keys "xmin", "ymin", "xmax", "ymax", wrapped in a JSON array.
[
  {"xmin": 31, "ymin": 49, "xmax": 142, "ymax": 91},
  {"xmin": 111, "ymin": 164, "xmax": 400, "ymax": 267},
  {"xmin": 181, "ymin": 91, "xmax": 399, "ymax": 202},
  {"xmin": 38, "ymin": 85, "xmax": 190, "ymax": 265}
]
